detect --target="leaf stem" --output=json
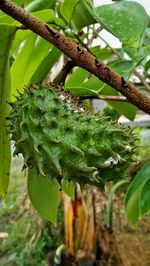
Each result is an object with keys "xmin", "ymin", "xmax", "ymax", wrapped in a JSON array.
[{"xmin": 98, "ymin": 95, "xmax": 128, "ymax": 102}]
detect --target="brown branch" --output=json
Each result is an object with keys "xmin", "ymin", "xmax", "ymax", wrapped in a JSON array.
[
  {"xmin": 53, "ymin": 59, "xmax": 75, "ymax": 86},
  {"xmin": 128, "ymin": 157, "xmax": 150, "ymax": 176},
  {"xmin": 0, "ymin": 0, "xmax": 150, "ymax": 114},
  {"xmin": 98, "ymin": 95, "xmax": 128, "ymax": 102},
  {"xmin": 81, "ymin": 95, "xmax": 128, "ymax": 101}
]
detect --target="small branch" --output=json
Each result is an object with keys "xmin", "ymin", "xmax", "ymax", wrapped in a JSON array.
[
  {"xmin": 0, "ymin": 0, "xmax": 150, "ymax": 114},
  {"xmin": 80, "ymin": 95, "xmax": 128, "ymax": 101},
  {"xmin": 128, "ymin": 157, "xmax": 150, "ymax": 176},
  {"xmin": 134, "ymin": 70, "xmax": 150, "ymax": 93},
  {"xmin": 98, "ymin": 95, "xmax": 128, "ymax": 102},
  {"xmin": 53, "ymin": 59, "xmax": 75, "ymax": 85}
]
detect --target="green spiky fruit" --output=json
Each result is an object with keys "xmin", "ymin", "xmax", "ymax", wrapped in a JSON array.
[{"xmin": 9, "ymin": 84, "xmax": 136, "ymax": 188}]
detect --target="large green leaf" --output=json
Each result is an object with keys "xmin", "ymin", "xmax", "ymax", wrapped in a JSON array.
[
  {"xmin": 125, "ymin": 162, "xmax": 150, "ymax": 225},
  {"xmin": 30, "ymin": 46, "xmax": 61, "ymax": 84},
  {"xmin": 91, "ymin": 46, "xmax": 113, "ymax": 60},
  {"xmin": 60, "ymin": 0, "xmax": 78, "ymax": 22},
  {"xmin": 72, "ymin": 0, "xmax": 96, "ymax": 30},
  {"xmin": 65, "ymin": 67, "xmax": 89, "ymax": 87},
  {"xmin": 11, "ymin": 31, "xmax": 61, "ymax": 97},
  {"xmin": 140, "ymin": 178, "xmax": 150, "ymax": 217},
  {"xmin": 66, "ymin": 86, "xmax": 98, "ymax": 97},
  {"xmin": 25, "ymin": 0, "xmax": 56, "ymax": 12},
  {"xmin": 0, "ymin": 14, "xmax": 14, "ymax": 24},
  {"xmin": 100, "ymin": 85, "xmax": 136, "ymax": 121},
  {"xmin": 11, "ymin": 32, "xmax": 37, "ymax": 99},
  {"xmin": 0, "ymin": 25, "xmax": 16, "ymax": 196},
  {"xmin": 95, "ymin": 1, "xmax": 148, "ymax": 48},
  {"xmin": 60, "ymin": 0, "xmax": 96, "ymax": 29},
  {"xmin": 99, "ymin": 60, "xmax": 139, "ymax": 120},
  {"xmin": 111, "ymin": 60, "xmax": 142, "ymax": 80},
  {"xmin": 66, "ymin": 68, "xmax": 100, "ymax": 96},
  {"xmin": 22, "ymin": 36, "xmax": 52, "ymax": 85},
  {"xmin": 33, "ymin": 9, "xmax": 66, "ymax": 28},
  {"xmin": 28, "ymin": 169, "xmax": 60, "ymax": 225},
  {"xmin": 0, "ymin": 8, "xmax": 58, "ymax": 26},
  {"xmin": 32, "ymin": 9, "xmax": 57, "ymax": 23},
  {"xmin": 66, "ymin": 60, "xmax": 137, "ymax": 120},
  {"xmin": 11, "ymin": 29, "xmax": 31, "ymax": 55},
  {"xmin": 144, "ymin": 59, "xmax": 150, "ymax": 72}
]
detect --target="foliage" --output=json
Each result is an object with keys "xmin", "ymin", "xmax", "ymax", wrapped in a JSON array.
[
  {"xmin": 125, "ymin": 162, "xmax": 150, "ymax": 226},
  {"xmin": 0, "ymin": 25, "xmax": 16, "ymax": 196},
  {"xmin": 125, "ymin": 130, "xmax": 150, "ymax": 225},
  {"xmin": 0, "ymin": 0, "xmax": 150, "ymax": 225},
  {"xmin": 0, "ymin": 158, "xmax": 64, "ymax": 266}
]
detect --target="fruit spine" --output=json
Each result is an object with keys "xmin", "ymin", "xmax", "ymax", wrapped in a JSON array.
[{"xmin": 9, "ymin": 84, "xmax": 136, "ymax": 188}]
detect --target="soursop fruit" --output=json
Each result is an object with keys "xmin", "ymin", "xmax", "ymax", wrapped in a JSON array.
[{"xmin": 9, "ymin": 84, "xmax": 136, "ymax": 188}]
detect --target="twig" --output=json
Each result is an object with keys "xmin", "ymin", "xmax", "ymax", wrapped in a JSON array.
[
  {"xmin": 127, "ymin": 157, "xmax": 150, "ymax": 176},
  {"xmin": 53, "ymin": 59, "xmax": 75, "ymax": 85},
  {"xmin": 134, "ymin": 70, "xmax": 150, "ymax": 93},
  {"xmin": 98, "ymin": 95, "xmax": 128, "ymax": 102},
  {"xmin": 80, "ymin": 95, "xmax": 128, "ymax": 101},
  {"xmin": 0, "ymin": 0, "xmax": 150, "ymax": 114}
]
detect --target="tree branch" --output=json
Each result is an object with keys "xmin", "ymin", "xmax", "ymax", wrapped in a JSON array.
[
  {"xmin": 53, "ymin": 59, "xmax": 75, "ymax": 86},
  {"xmin": 98, "ymin": 95, "xmax": 128, "ymax": 102},
  {"xmin": 0, "ymin": 0, "xmax": 150, "ymax": 114},
  {"xmin": 80, "ymin": 95, "xmax": 128, "ymax": 101}
]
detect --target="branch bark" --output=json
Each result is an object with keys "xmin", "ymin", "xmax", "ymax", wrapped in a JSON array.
[
  {"xmin": 98, "ymin": 95, "xmax": 128, "ymax": 102},
  {"xmin": 0, "ymin": 0, "xmax": 150, "ymax": 114},
  {"xmin": 53, "ymin": 59, "xmax": 75, "ymax": 86}
]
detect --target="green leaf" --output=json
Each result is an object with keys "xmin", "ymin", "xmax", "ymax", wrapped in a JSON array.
[
  {"xmin": 140, "ymin": 179, "xmax": 150, "ymax": 217},
  {"xmin": 31, "ymin": 46, "xmax": 61, "ymax": 83},
  {"xmin": 32, "ymin": 9, "xmax": 57, "ymax": 23},
  {"xmin": 11, "ymin": 31, "xmax": 61, "ymax": 97},
  {"xmin": 60, "ymin": 0, "xmax": 96, "ymax": 29},
  {"xmin": 66, "ymin": 70, "xmax": 100, "ymax": 96},
  {"xmin": 11, "ymin": 29, "xmax": 31, "ymax": 55},
  {"xmin": 28, "ymin": 168, "xmax": 60, "ymax": 225},
  {"xmin": 60, "ymin": 0, "xmax": 78, "ymax": 22},
  {"xmin": 0, "ymin": 25, "xmax": 16, "ymax": 196},
  {"xmin": 11, "ymin": 32, "xmax": 37, "ymax": 99},
  {"xmin": 65, "ymin": 68, "xmax": 89, "ymax": 87},
  {"xmin": 69, "ymin": 61, "xmax": 137, "ymax": 120},
  {"xmin": 22, "ymin": 36, "xmax": 52, "ymax": 85},
  {"xmin": 66, "ymin": 86, "xmax": 98, "ymax": 97},
  {"xmin": 95, "ymin": 1, "xmax": 148, "ymax": 48},
  {"xmin": 100, "ymin": 85, "xmax": 136, "ymax": 121},
  {"xmin": 33, "ymin": 9, "xmax": 66, "ymax": 27},
  {"xmin": 99, "ymin": 60, "xmax": 138, "ymax": 120},
  {"xmin": 25, "ymin": 0, "xmax": 56, "ymax": 12},
  {"xmin": 91, "ymin": 46, "xmax": 113, "ymax": 60},
  {"xmin": 111, "ymin": 60, "xmax": 142, "ymax": 80},
  {"xmin": 0, "ymin": 15, "xmax": 15, "ymax": 24},
  {"xmin": 72, "ymin": 0, "xmax": 96, "ymax": 30},
  {"xmin": 125, "ymin": 162, "xmax": 150, "ymax": 225},
  {"xmin": 124, "ymin": 29, "xmax": 150, "ymax": 61},
  {"xmin": 61, "ymin": 178, "xmax": 75, "ymax": 200},
  {"xmin": 145, "ymin": 59, "xmax": 150, "ymax": 72}
]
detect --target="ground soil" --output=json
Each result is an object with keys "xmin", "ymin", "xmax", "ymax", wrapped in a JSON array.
[{"xmin": 48, "ymin": 219, "xmax": 150, "ymax": 266}]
